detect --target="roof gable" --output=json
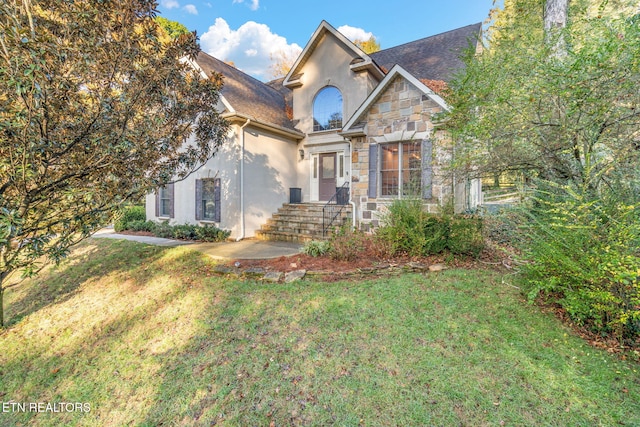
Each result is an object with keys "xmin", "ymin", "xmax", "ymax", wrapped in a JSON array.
[
  {"xmin": 370, "ymin": 23, "xmax": 482, "ymax": 82},
  {"xmin": 283, "ymin": 20, "xmax": 384, "ymax": 88},
  {"xmin": 342, "ymin": 65, "xmax": 449, "ymax": 134}
]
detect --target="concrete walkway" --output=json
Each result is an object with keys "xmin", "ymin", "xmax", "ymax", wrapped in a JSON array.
[{"xmin": 92, "ymin": 228, "xmax": 302, "ymax": 260}]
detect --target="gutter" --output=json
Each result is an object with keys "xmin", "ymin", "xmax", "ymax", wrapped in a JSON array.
[
  {"xmin": 237, "ymin": 118, "xmax": 251, "ymax": 241},
  {"xmin": 346, "ymin": 137, "xmax": 357, "ymax": 231},
  {"xmin": 222, "ymin": 112, "xmax": 305, "ymax": 141}
]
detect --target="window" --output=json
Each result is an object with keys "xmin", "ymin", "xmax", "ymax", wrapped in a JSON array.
[
  {"xmin": 195, "ymin": 178, "xmax": 220, "ymax": 222},
  {"xmin": 156, "ymin": 184, "xmax": 174, "ymax": 218},
  {"xmin": 380, "ymin": 142, "xmax": 422, "ymax": 197},
  {"xmin": 313, "ymin": 86, "xmax": 343, "ymax": 132}
]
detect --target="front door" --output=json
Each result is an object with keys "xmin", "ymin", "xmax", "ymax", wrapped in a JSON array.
[{"xmin": 319, "ymin": 153, "xmax": 337, "ymax": 201}]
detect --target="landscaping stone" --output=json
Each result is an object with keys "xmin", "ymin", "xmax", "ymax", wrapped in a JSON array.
[
  {"xmin": 429, "ymin": 264, "xmax": 446, "ymax": 272},
  {"xmin": 214, "ymin": 265, "xmax": 234, "ymax": 274},
  {"xmin": 264, "ymin": 272, "xmax": 283, "ymax": 282},
  {"xmin": 407, "ymin": 261, "xmax": 429, "ymax": 271},
  {"xmin": 244, "ymin": 267, "xmax": 265, "ymax": 275},
  {"xmin": 285, "ymin": 269, "xmax": 307, "ymax": 283}
]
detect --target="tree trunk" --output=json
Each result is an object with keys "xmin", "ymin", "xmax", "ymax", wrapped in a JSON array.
[
  {"xmin": 0, "ymin": 278, "xmax": 4, "ymax": 329},
  {"xmin": 0, "ymin": 270, "xmax": 8, "ymax": 328},
  {"xmin": 544, "ymin": 0, "xmax": 569, "ymax": 57}
]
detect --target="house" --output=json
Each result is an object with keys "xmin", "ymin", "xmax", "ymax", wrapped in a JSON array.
[{"xmin": 146, "ymin": 21, "xmax": 483, "ymax": 240}]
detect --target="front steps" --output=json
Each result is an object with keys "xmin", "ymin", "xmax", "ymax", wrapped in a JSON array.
[{"xmin": 255, "ymin": 203, "xmax": 352, "ymax": 243}]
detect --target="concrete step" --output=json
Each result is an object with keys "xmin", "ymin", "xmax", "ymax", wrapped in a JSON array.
[{"xmin": 256, "ymin": 203, "xmax": 352, "ymax": 243}]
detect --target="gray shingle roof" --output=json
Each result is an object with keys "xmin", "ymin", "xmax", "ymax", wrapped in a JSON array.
[
  {"xmin": 195, "ymin": 51, "xmax": 297, "ymax": 130},
  {"xmin": 370, "ymin": 23, "xmax": 482, "ymax": 83}
]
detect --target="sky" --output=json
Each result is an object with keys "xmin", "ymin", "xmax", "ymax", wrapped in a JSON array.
[{"xmin": 157, "ymin": 0, "xmax": 496, "ymax": 81}]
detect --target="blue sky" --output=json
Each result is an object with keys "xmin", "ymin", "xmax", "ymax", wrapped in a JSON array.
[{"xmin": 157, "ymin": 0, "xmax": 496, "ymax": 81}]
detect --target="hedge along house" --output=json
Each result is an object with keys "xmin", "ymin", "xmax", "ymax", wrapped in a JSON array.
[{"xmin": 146, "ymin": 21, "xmax": 483, "ymax": 241}]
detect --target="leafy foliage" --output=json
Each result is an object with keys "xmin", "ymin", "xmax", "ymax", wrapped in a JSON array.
[
  {"xmin": 376, "ymin": 199, "xmax": 484, "ymax": 257},
  {"xmin": 0, "ymin": 0, "xmax": 229, "ymax": 325},
  {"xmin": 515, "ymin": 182, "xmax": 640, "ymax": 342},
  {"xmin": 447, "ymin": 0, "xmax": 640, "ymax": 192},
  {"xmin": 353, "ymin": 36, "xmax": 381, "ymax": 54},
  {"xmin": 301, "ymin": 240, "xmax": 330, "ymax": 257},
  {"xmin": 114, "ymin": 206, "xmax": 146, "ymax": 232}
]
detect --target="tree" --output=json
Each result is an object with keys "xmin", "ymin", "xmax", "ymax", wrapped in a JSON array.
[
  {"xmin": 354, "ymin": 35, "xmax": 381, "ymax": 54},
  {"xmin": 447, "ymin": 0, "xmax": 640, "ymax": 341},
  {"xmin": 0, "ymin": 0, "xmax": 229, "ymax": 327},
  {"xmin": 155, "ymin": 16, "xmax": 190, "ymax": 40},
  {"xmin": 447, "ymin": 0, "xmax": 640, "ymax": 193},
  {"xmin": 269, "ymin": 49, "xmax": 298, "ymax": 79}
]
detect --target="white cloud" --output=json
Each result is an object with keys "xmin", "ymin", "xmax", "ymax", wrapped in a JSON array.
[
  {"xmin": 183, "ymin": 4, "xmax": 198, "ymax": 14},
  {"xmin": 337, "ymin": 25, "xmax": 374, "ymax": 42},
  {"xmin": 200, "ymin": 18, "xmax": 302, "ymax": 81},
  {"xmin": 232, "ymin": 0, "xmax": 260, "ymax": 11},
  {"xmin": 161, "ymin": 0, "xmax": 179, "ymax": 9}
]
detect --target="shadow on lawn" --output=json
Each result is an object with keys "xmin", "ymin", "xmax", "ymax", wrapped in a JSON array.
[{"xmin": 5, "ymin": 238, "xmax": 168, "ymax": 327}]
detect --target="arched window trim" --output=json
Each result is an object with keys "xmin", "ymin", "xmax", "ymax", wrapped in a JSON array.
[{"xmin": 312, "ymin": 86, "xmax": 343, "ymax": 132}]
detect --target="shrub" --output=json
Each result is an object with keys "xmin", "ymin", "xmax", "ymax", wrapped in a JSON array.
[
  {"xmin": 448, "ymin": 215, "xmax": 484, "ymax": 257},
  {"xmin": 127, "ymin": 220, "xmax": 155, "ymax": 233},
  {"xmin": 516, "ymin": 182, "xmax": 640, "ymax": 342},
  {"xmin": 376, "ymin": 198, "xmax": 437, "ymax": 257},
  {"xmin": 195, "ymin": 224, "xmax": 230, "ymax": 242},
  {"xmin": 152, "ymin": 221, "xmax": 174, "ymax": 239},
  {"xmin": 171, "ymin": 224, "xmax": 198, "ymax": 240},
  {"xmin": 328, "ymin": 223, "xmax": 366, "ymax": 261},
  {"xmin": 302, "ymin": 240, "xmax": 331, "ymax": 257},
  {"xmin": 114, "ymin": 205, "xmax": 146, "ymax": 232},
  {"xmin": 376, "ymin": 198, "xmax": 483, "ymax": 257}
]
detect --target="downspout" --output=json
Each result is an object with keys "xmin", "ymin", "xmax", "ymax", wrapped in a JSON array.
[
  {"xmin": 237, "ymin": 118, "xmax": 251, "ymax": 241},
  {"xmin": 346, "ymin": 137, "xmax": 357, "ymax": 231}
]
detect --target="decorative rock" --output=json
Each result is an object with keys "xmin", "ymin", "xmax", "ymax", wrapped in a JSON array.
[
  {"xmin": 264, "ymin": 272, "xmax": 283, "ymax": 282},
  {"xmin": 407, "ymin": 261, "xmax": 429, "ymax": 271},
  {"xmin": 284, "ymin": 269, "xmax": 307, "ymax": 283},
  {"xmin": 244, "ymin": 267, "xmax": 265, "ymax": 275},
  {"xmin": 214, "ymin": 265, "xmax": 234, "ymax": 274},
  {"xmin": 428, "ymin": 264, "xmax": 446, "ymax": 272}
]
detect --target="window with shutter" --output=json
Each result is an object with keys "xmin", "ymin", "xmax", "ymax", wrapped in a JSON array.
[
  {"xmin": 196, "ymin": 178, "xmax": 218, "ymax": 221},
  {"xmin": 379, "ymin": 141, "xmax": 422, "ymax": 197},
  {"xmin": 157, "ymin": 184, "xmax": 174, "ymax": 218}
]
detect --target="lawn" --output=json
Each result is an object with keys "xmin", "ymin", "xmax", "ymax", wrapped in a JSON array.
[{"xmin": 1, "ymin": 238, "xmax": 639, "ymax": 426}]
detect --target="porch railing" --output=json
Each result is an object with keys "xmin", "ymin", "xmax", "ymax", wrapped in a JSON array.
[{"xmin": 322, "ymin": 182, "xmax": 350, "ymax": 238}]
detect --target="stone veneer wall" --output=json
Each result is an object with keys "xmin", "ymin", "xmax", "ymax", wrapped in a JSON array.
[{"xmin": 350, "ymin": 75, "xmax": 454, "ymax": 231}]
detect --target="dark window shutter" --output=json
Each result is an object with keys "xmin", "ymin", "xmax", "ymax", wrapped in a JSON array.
[
  {"xmin": 214, "ymin": 178, "xmax": 221, "ymax": 222},
  {"xmin": 155, "ymin": 189, "xmax": 160, "ymax": 217},
  {"xmin": 195, "ymin": 179, "xmax": 203, "ymax": 221},
  {"xmin": 168, "ymin": 183, "xmax": 175, "ymax": 218},
  {"xmin": 421, "ymin": 139, "xmax": 433, "ymax": 199},
  {"xmin": 368, "ymin": 144, "xmax": 378, "ymax": 198}
]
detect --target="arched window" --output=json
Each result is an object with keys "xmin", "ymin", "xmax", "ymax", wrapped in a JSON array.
[{"xmin": 313, "ymin": 86, "xmax": 343, "ymax": 132}]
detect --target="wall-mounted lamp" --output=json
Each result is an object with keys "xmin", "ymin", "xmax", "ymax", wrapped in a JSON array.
[{"xmin": 299, "ymin": 149, "xmax": 305, "ymax": 160}]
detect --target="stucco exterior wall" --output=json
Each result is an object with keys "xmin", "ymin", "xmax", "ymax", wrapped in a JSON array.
[
  {"xmin": 290, "ymin": 32, "xmax": 379, "ymax": 202},
  {"xmin": 146, "ymin": 122, "xmax": 298, "ymax": 239}
]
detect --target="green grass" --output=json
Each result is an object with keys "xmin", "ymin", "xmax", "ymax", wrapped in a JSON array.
[{"xmin": 1, "ymin": 238, "xmax": 639, "ymax": 426}]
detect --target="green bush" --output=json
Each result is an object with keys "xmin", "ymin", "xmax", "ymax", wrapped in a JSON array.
[
  {"xmin": 171, "ymin": 224, "xmax": 199, "ymax": 240},
  {"xmin": 516, "ymin": 183, "xmax": 640, "ymax": 342},
  {"xmin": 376, "ymin": 198, "xmax": 484, "ymax": 257},
  {"xmin": 114, "ymin": 205, "xmax": 146, "ymax": 232},
  {"xmin": 302, "ymin": 240, "xmax": 331, "ymax": 257},
  {"xmin": 127, "ymin": 220, "xmax": 156, "ymax": 233},
  {"xmin": 448, "ymin": 215, "xmax": 484, "ymax": 257},
  {"xmin": 152, "ymin": 221, "xmax": 174, "ymax": 239},
  {"xmin": 195, "ymin": 224, "xmax": 230, "ymax": 242}
]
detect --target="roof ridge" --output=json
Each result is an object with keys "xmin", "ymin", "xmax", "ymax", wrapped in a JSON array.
[
  {"xmin": 372, "ymin": 22, "xmax": 482, "ymax": 55},
  {"xmin": 198, "ymin": 50, "xmax": 284, "ymax": 98}
]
